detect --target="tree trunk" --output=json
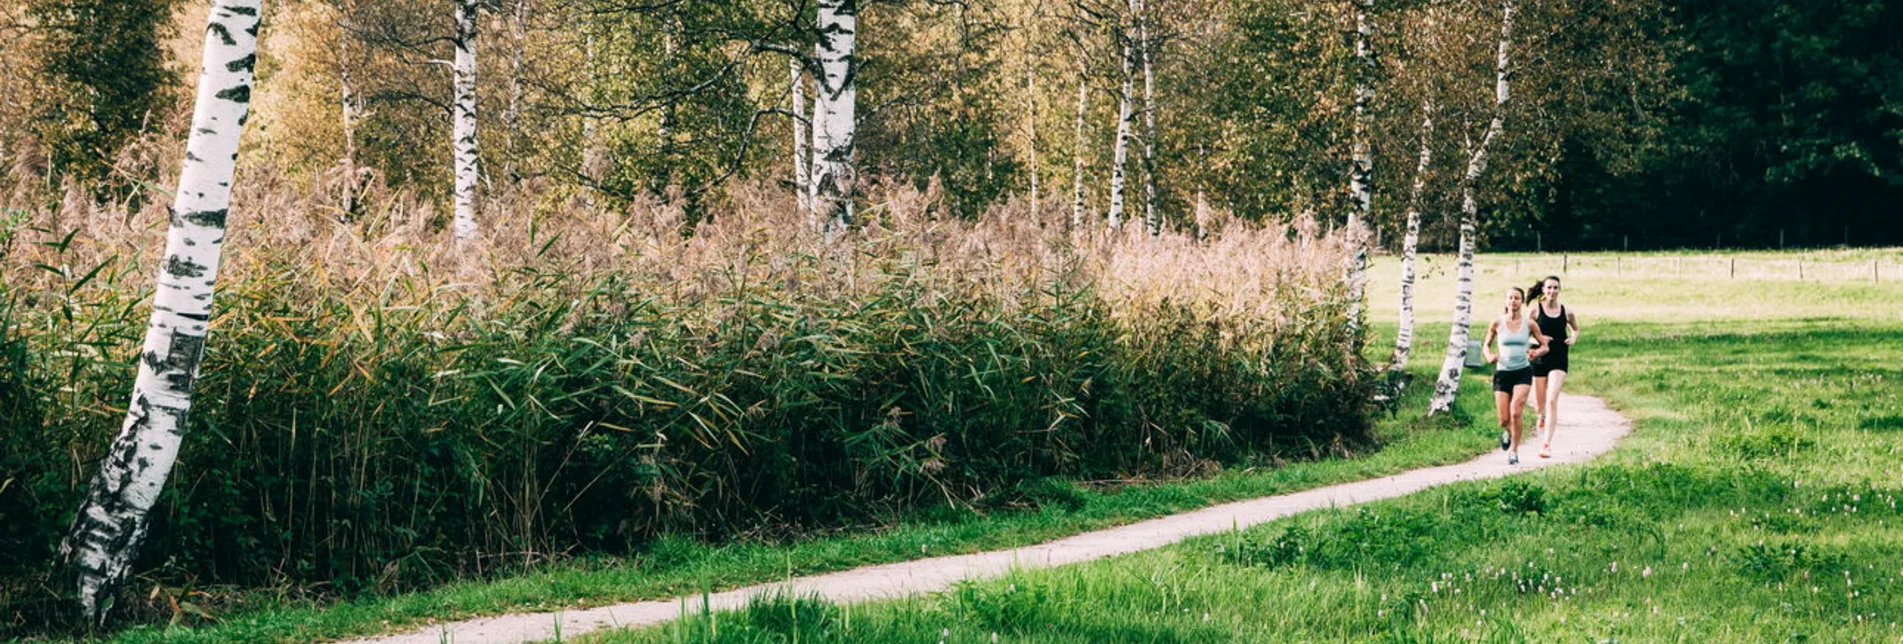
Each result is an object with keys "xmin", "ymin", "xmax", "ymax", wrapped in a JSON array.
[
  {"xmin": 1138, "ymin": 0, "xmax": 1160, "ymax": 235},
  {"xmin": 1390, "ymin": 98, "xmax": 1435, "ymax": 375},
  {"xmin": 62, "ymin": 0, "xmax": 262, "ymax": 624},
  {"xmin": 811, "ymin": 0, "xmax": 858, "ymax": 232},
  {"xmin": 580, "ymin": 26, "xmax": 604, "ymax": 208},
  {"xmin": 791, "ymin": 57, "xmax": 812, "ymax": 223},
  {"xmin": 1107, "ymin": 16, "xmax": 1135, "ymax": 231},
  {"xmin": 1027, "ymin": 63, "xmax": 1040, "ymax": 218},
  {"xmin": 451, "ymin": 0, "xmax": 480, "ymax": 240},
  {"xmin": 1069, "ymin": 53, "xmax": 1089, "ymax": 231},
  {"xmin": 1428, "ymin": 0, "xmax": 1515, "ymax": 414},
  {"xmin": 503, "ymin": 0, "xmax": 526, "ymax": 184},
  {"xmin": 1345, "ymin": 0, "xmax": 1375, "ymax": 340},
  {"xmin": 339, "ymin": 1, "xmax": 360, "ymax": 217}
]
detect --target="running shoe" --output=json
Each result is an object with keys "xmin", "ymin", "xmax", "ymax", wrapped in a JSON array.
[
  {"xmin": 1508, "ymin": 452, "xmax": 1519, "ymax": 465},
  {"xmin": 1500, "ymin": 430, "xmax": 1511, "ymax": 452}
]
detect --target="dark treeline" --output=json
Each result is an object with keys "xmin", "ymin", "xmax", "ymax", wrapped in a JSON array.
[
  {"xmin": 1510, "ymin": 0, "xmax": 1903, "ymax": 251},
  {"xmin": 0, "ymin": 0, "xmax": 1896, "ymax": 250}
]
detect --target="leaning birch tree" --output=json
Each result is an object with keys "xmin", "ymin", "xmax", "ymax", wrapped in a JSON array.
[
  {"xmin": 62, "ymin": 0, "xmax": 262, "ymax": 623},
  {"xmin": 810, "ymin": 0, "xmax": 858, "ymax": 232},
  {"xmin": 1428, "ymin": 0, "xmax": 1515, "ymax": 414},
  {"xmin": 450, "ymin": 0, "xmax": 479, "ymax": 240},
  {"xmin": 1389, "ymin": 97, "xmax": 1434, "ymax": 375}
]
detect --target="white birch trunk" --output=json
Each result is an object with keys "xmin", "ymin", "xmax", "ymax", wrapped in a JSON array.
[
  {"xmin": 451, "ymin": 0, "xmax": 480, "ymax": 240},
  {"xmin": 811, "ymin": 0, "xmax": 858, "ymax": 232},
  {"xmin": 1390, "ymin": 98, "xmax": 1434, "ymax": 375},
  {"xmin": 791, "ymin": 58, "xmax": 812, "ymax": 222},
  {"xmin": 580, "ymin": 27, "xmax": 604, "ymax": 207},
  {"xmin": 1138, "ymin": 0, "xmax": 1159, "ymax": 235},
  {"xmin": 1107, "ymin": 19, "xmax": 1135, "ymax": 231},
  {"xmin": 1070, "ymin": 55, "xmax": 1089, "ymax": 230},
  {"xmin": 1344, "ymin": 0, "xmax": 1375, "ymax": 340},
  {"xmin": 62, "ymin": 0, "xmax": 262, "ymax": 623},
  {"xmin": 1027, "ymin": 64, "xmax": 1040, "ymax": 217},
  {"xmin": 1428, "ymin": 0, "xmax": 1515, "ymax": 414},
  {"xmin": 503, "ymin": 0, "xmax": 525, "ymax": 183},
  {"xmin": 339, "ymin": 2, "xmax": 360, "ymax": 215},
  {"xmin": 1194, "ymin": 190, "xmax": 1208, "ymax": 241}
]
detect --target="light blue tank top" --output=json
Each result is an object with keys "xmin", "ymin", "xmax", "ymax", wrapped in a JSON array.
[{"xmin": 1498, "ymin": 318, "xmax": 1532, "ymax": 371}]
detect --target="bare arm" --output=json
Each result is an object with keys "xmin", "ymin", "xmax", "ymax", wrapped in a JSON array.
[
  {"xmin": 1529, "ymin": 316, "xmax": 1552, "ymax": 358},
  {"xmin": 1566, "ymin": 309, "xmax": 1580, "ymax": 345},
  {"xmin": 1482, "ymin": 318, "xmax": 1501, "ymax": 364}
]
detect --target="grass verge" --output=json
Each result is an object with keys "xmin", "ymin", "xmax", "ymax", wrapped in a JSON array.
[
  {"xmin": 78, "ymin": 356, "xmax": 1502, "ymax": 644},
  {"xmin": 595, "ymin": 261, "xmax": 1903, "ymax": 642}
]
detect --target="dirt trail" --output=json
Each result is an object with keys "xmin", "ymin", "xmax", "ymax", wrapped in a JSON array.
[{"xmin": 341, "ymin": 392, "xmax": 1630, "ymax": 644}]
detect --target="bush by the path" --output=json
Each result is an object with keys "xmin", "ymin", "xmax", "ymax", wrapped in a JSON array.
[{"xmin": 0, "ymin": 182, "xmax": 1370, "ymax": 615}]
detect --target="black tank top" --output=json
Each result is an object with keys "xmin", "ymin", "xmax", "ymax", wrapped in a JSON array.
[{"xmin": 1535, "ymin": 303, "xmax": 1569, "ymax": 352}]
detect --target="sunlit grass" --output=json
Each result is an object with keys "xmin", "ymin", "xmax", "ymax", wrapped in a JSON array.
[{"xmin": 592, "ymin": 248, "xmax": 1903, "ymax": 643}]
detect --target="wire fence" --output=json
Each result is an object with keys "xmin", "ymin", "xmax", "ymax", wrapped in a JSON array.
[{"xmin": 1491, "ymin": 254, "xmax": 1897, "ymax": 283}]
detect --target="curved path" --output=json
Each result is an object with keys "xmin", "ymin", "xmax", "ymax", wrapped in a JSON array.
[{"xmin": 344, "ymin": 393, "xmax": 1630, "ymax": 644}]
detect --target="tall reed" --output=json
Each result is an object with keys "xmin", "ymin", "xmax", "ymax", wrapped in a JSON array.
[{"xmin": 0, "ymin": 172, "xmax": 1369, "ymax": 619}]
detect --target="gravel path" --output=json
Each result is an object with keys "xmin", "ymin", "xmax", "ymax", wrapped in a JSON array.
[{"xmin": 341, "ymin": 393, "xmax": 1630, "ymax": 644}]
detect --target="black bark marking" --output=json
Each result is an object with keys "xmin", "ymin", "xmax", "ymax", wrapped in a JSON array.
[
  {"xmin": 209, "ymin": 23, "xmax": 235, "ymax": 46},
  {"xmin": 180, "ymin": 209, "xmax": 228, "ymax": 228},
  {"xmin": 216, "ymin": 84, "xmax": 251, "ymax": 104},
  {"xmin": 165, "ymin": 255, "xmax": 208, "ymax": 278},
  {"xmin": 165, "ymin": 329, "xmax": 205, "ymax": 375},
  {"xmin": 227, "ymin": 5, "xmax": 258, "ymax": 16}
]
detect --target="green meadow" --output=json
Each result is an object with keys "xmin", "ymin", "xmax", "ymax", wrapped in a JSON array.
[{"xmin": 589, "ymin": 249, "xmax": 1903, "ymax": 643}]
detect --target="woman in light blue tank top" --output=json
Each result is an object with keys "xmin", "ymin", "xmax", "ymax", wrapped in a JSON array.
[{"xmin": 1483, "ymin": 287, "xmax": 1552, "ymax": 464}]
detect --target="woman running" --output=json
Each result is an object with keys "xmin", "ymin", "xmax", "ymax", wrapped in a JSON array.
[
  {"xmin": 1528, "ymin": 275, "xmax": 1579, "ymax": 459},
  {"xmin": 1483, "ymin": 286, "xmax": 1551, "ymax": 465}
]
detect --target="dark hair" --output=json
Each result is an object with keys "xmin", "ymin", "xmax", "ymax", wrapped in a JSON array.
[
  {"xmin": 1504, "ymin": 285, "xmax": 1526, "ymax": 314},
  {"xmin": 1528, "ymin": 275, "xmax": 1561, "ymax": 302}
]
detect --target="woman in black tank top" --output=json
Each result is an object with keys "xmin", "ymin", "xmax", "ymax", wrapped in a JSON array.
[{"xmin": 1527, "ymin": 275, "xmax": 1579, "ymax": 458}]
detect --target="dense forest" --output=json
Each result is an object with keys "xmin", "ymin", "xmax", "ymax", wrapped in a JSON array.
[{"xmin": 2, "ymin": 0, "xmax": 1895, "ymax": 251}]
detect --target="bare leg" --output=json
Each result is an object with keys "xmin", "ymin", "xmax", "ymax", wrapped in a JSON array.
[
  {"xmin": 1541, "ymin": 370, "xmax": 1568, "ymax": 455},
  {"xmin": 1509, "ymin": 385, "xmax": 1531, "ymax": 455},
  {"xmin": 1531, "ymin": 375, "xmax": 1549, "ymax": 434},
  {"xmin": 1496, "ymin": 390, "xmax": 1512, "ymax": 433}
]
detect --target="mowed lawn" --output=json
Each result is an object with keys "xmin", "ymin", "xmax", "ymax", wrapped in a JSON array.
[{"xmin": 596, "ymin": 249, "xmax": 1903, "ymax": 643}]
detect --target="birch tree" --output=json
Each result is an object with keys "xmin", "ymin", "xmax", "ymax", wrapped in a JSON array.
[
  {"xmin": 1023, "ymin": 0, "xmax": 1044, "ymax": 216},
  {"xmin": 62, "ymin": 0, "xmax": 262, "ymax": 623},
  {"xmin": 791, "ymin": 57, "xmax": 812, "ymax": 221},
  {"xmin": 1389, "ymin": 98, "xmax": 1433, "ymax": 375},
  {"xmin": 1428, "ymin": 0, "xmax": 1515, "ymax": 414},
  {"xmin": 338, "ymin": 0, "xmax": 363, "ymax": 215},
  {"xmin": 451, "ymin": 0, "xmax": 479, "ymax": 240},
  {"xmin": 1343, "ymin": 0, "xmax": 1374, "ymax": 338},
  {"xmin": 1070, "ymin": 52, "xmax": 1090, "ymax": 230},
  {"xmin": 502, "ymin": 0, "xmax": 527, "ymax": 184},
  {"xmin": 1137, "ymin": 0, "xmax": 1160, "ymax": 234},
  {"xmin": 810, "ymin": 0, "xmax": 858, "ymax": 231},
  {"xmin": 1106, "ymin": 8, "xmax": 1135, "ymax": 230}
]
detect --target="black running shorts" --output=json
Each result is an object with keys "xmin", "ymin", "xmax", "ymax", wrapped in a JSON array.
[{"xmin": 1492, "ymin": 366, "xmax": 1533, "ymax": 393}]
